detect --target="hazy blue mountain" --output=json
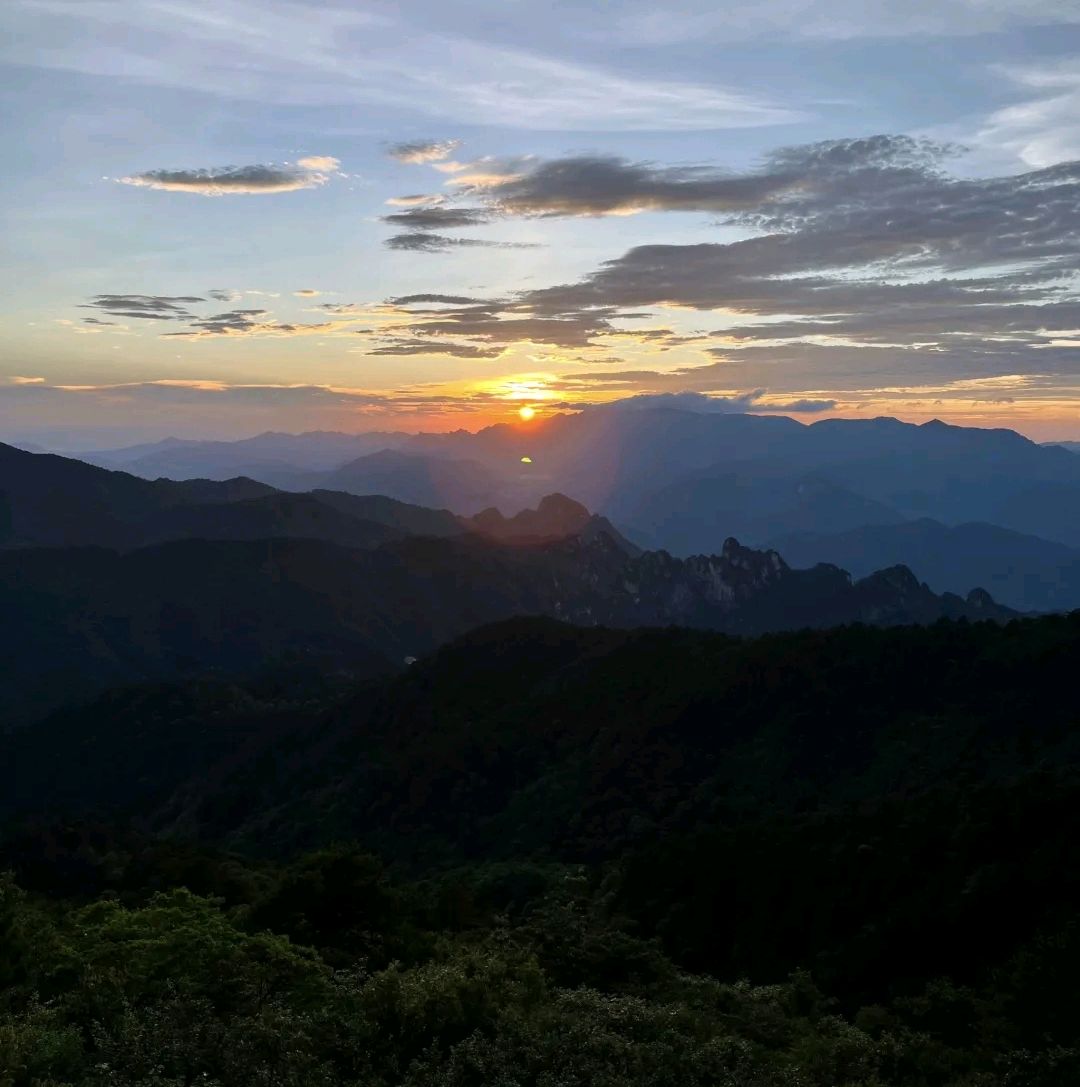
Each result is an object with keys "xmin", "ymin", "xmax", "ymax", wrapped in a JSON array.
[
  {"xmin": 612, "ymin": 465, "xmax": 908, "ymax": 552},
  {"xmin": 57, "ymin": 412, "xmax": 1080, "ymax": 549},
  {"xmin": 309, "ymin": 449, "xmax": 510, "ymax": 515},
  {"xmin": 404, "ymin": 410, "xmax": 1080, "ymax": 548},
  {"xmin": 1045, "ymin": 441, "xmax": 1080, "ymax": 455},
  {"xmin": 78, "ymin": 429, "xmax": 413, "ymax": 481},
  {"xmin": 769, "ymin": 518, "xmax": 1080, "ymax": 612}
]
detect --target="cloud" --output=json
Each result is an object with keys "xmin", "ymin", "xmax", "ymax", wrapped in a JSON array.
[
  {"xmin": 386, "ymin": 193, "xmax": 446, "ymax": 207},
  {"xmin": 424, "ymin": 137, "xmax": 953, "ymax": 222},
  {"xmin": 317, "ymin": 302, "xmax": 369, "ymax": 315},
  {"xmin": 295, "ymin": 155, "xmax": 340, "ymax": 171},
  {"xmin": 388, "ymin": 293, "xmax": 503, "ymax": 306},
  {"xmin": 163, "ymin": 308, "xmax": 340, "ymax": 338},
  {"xmin": 74, "ymin": 289, "xmax": 367, "ymax": 339},
  {"xmin": 363, "ymin": 336, "xmax": 503, "ymax": 359},
  {"xmin": 503, "ymin": 135, "xmax": 1080, "ymax": 390},
  {"xmin": 384, "ymin": 232, "xmax": 538, "ymax": 252},
  {"xmin": 0, "ymin": 379, "xmax": 521, "ymax": 442},
  {"xmin": 6, "ymin": 4, "xmax": 801, "ymax": 130},
  {"xmin": 81, "ymin": 294, "xmax": 205, "ymax": 320},
  {"xmin": 976, "ymin": 60, "xmax": 1080, "ymax": 168},
  {"xmin": 388, "ymin": 139, "xmax": 462, "ymax": 164},
  {"xmin": 377, "ymin": 294, "xmax": 616, "ymax": 349},
  {"xmin": 9, "ymin": 375, "xmax": 45, "ymax": 385},
  {"xmin": 117, "ymin": 157, "xmax": 339, "ymax": 195},
  {"xmin": 453, "ymin": 153, "xmax": 801, "ymax": 217},
  {"xmin": 590, "ymin": 390, "xmax": 836, "ymax": 413},
  {"xmin": 381, "ymin": 206, "xmax": 491, "ymax": 229},
  {"xmin": 604, "ymin": 1, "xmax": 1080, "ymax": 44}
]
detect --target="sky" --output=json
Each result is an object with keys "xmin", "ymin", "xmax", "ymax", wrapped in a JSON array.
[{"xmin": 2, "ymin": 0, "xmax": 1080, "ymax": 447}]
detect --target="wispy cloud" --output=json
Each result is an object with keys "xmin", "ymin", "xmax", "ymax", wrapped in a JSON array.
[
  {"xmin": 587, "ymin": 390, "xmax": 837, "ymax": 413},
  {"xmin": 386, "ymin": 194, "xmax": 447, "ymax": 207},
  {"xmin": 6, "ymin": 2, "xmax": 801, "ymax": 130},
  {"xmin": 975, "ymin": 59, "xmax": 1080, "ymax": 167},
  {"xmin": 384, "ymin": 232, "xmax": 538, "ymax": 252},
  {"xmin": 365, "ymin": 336, "xmax": 503, "ymax": 359},
  {"xmin": 117, "ymin": 157, "xmax": 340, "ymax": 196},
  {"xmin": 381, "ymin": 206, "xmax": 491, "ymax": 230},
  {"xmin": 163, "ymin": 309, "xmax": 343, "ymax": 338},
  {"xmin": 388, "ymin": 139, "xmax": 461, "ymax": 163},
  {"xmin": 604, "ymin": 0, "xmax": 1080, "ymax": 44},
  {"xmin": 81, "ymin": 294, "xmax": 205, "ymax": 320}
]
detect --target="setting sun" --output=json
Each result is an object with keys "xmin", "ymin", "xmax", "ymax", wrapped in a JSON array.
[{"xmin": 518, "ymin": 405, "xmax": 536, "ymax": 421}]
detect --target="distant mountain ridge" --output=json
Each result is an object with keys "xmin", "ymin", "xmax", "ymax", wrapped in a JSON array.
[
  {"xmin": 46, "ymin": 411, "xmax": 1080, "ymax": 553},
  {"xmin": 769, "ymin": 518, "xmax": 1080, "ymax": 612},
  {"xmin": 74, "ymin": 429, "xmax": 413, "ymax": 479},
  {"xmin": 0, "ymin": 438, "xmax": 1025, "ymax": 725}
]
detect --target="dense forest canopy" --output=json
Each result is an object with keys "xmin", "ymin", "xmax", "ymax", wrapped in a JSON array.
[{"xmin": 3, "ymin": 612, "xmax": 1080, "ymax": 1084}]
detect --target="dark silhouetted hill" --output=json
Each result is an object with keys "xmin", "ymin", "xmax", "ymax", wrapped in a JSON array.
[{"xmin": 1, "ymin": 519, "xmax": 1013, "ymax": 725}]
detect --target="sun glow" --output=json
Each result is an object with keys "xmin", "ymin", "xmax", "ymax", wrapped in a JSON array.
[{"xmin": 518, "ymin": 404, "xmax": 536, "ymax": 421}]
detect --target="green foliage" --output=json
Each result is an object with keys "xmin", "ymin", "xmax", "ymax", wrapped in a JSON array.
[{"xmin": 4, "ymin": 614, "xmax": 1080, "ymax": 1082}]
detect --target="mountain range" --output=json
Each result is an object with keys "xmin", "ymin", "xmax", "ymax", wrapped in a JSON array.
[
  {"xmin": 0, "ymin": 441, "xmax": 1014, "ymax": 725},
  {"xmin": 54, "ymin": 409, "xmax": 1080, "ymax": 613},
  {"xmin": 769, "ymin": 518, "xmax": 1080, "ymax": 614}
]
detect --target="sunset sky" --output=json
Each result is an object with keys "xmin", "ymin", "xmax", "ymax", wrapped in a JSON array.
[{"xmin": 2, "ymin": 0, "xmax": 1080, "ymax": 446}]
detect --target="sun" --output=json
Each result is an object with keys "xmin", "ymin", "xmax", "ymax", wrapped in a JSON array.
[{"xmin": 518, "ymin": 405, "xmax": 536, "ymax": 421}]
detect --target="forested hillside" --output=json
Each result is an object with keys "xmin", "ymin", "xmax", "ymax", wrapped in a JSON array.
[{"xmin": 3, "ymin": 613, "xmax": 1079, "ymax": 1084}]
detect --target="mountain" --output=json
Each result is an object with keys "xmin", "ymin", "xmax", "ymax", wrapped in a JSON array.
[
  {"xmin": 0, "ymin": 441, "xmax": 473, "ymax": 552},
  {"xmin": 599, "ymin": 414, "xmax": 1080, "ymax": 550},
  {"xmin": 1046, "ymin": 441, "xmax": 1080, "ymax": 455},
  {"xmin": 77, "ymin": 429, "xmax": 413, "ymax": 481},
  {"xmin": 466, "ymin": 492, "xmax": 640, "ymax": 552},
  {"xmin": 0, "ymin": 516, "xmax": 1013, "ymax": 726},
  {"xmin": 67, "ymin": 412, "xmax": 1080, "ymax": 552},
  {"xmin": 135, "ymin": 492, "xmax": 405, "ymax": 551},
  {"xmin": 406, "ymin": 410, "xmax": 1080, "ymax": 549},
  {"xmin": 310, "ymin": 449, "xmax": 510, "ymax": 514},
  {"xmin": 306, "ymin": 489, "xmax": 464, "ymax": 539},
  {"xmin": 769, "ymin": 518, "xmax": 1080, "ymax": 612},
  {"xmin": 0, "ymin": 441, "xmax": 275, "ymax": 549},
  {"xmin": 615, "ymin": 466, "xmax": 909, "ymax": 552}
]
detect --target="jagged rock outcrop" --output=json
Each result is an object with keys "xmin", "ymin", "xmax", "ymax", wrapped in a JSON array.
[{"xmin": 0, "ymin": 489, "xmax": 1016, "ymax": 725}]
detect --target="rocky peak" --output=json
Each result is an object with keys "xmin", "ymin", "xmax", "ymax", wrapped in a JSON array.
[
  {"xmin": 467, "ymin": 493, "xmax": 595, "ymax": 543},
  {"xmin": 966, "ymin": 587, "xmax": 995, "ymax": 610}
]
